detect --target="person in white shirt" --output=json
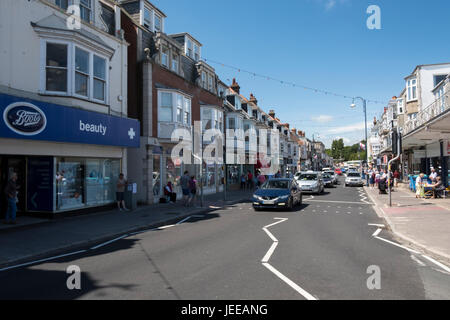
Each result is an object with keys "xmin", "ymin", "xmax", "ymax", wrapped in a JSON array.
[
  {"xmin": 429, "ymin": 168, "xmax": 438, "ymax": 183},
  {"xmin": 416, "ymin": 173, "xmax": 425, "ymax": 198}
]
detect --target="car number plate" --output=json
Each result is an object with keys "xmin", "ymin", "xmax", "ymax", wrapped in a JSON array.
[{"xmin": 263, "ymin": 200, "xmax": 274, "ymax": 205}]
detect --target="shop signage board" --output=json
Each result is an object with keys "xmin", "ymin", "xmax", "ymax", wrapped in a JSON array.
[{"xmin": 0, "ymin": 93, "xmax": 140, "ymax": 148}]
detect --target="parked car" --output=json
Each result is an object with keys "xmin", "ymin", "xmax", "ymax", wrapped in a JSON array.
[
  {"xmin": 295, "ymin": 171, "xmax": 325, "ymax": 194},
  {"xmin": 252, "ymin": 179, "xmax": 302, "ymax": 211},
  {"xmin": 345, "ymin": 172, "xmax": 364, "ymax": 187}
]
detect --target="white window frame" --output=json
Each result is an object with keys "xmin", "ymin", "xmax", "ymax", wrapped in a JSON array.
[
  {"xmin": 183, "ymin": 97, "xmax": 191, "ymax": 125},
  {"xmin": 154, "ymin": 14, "xmax": 162, "ymax": 32},
  {"xmin": 79, "ymin": 0, "xmax": 92, "ymax": 23},
  {"xmin": 194, "ymin": 44, "xmax": 200, "ymax": 61},
  {"xmin": 397, "ymin": 98, "xmax": 404, "ymax": 114},
  {"xmin": 171, "ymin": 53, "xmax": 179, "ymax": 73},
  {"xmin": 202, "ymin": 72, "xmax": 207, "ymax": 88},
  {"xmin": 143, "ymin": 7, "xmax": 152, "ymax": 30},
  {"xmin": 40, "ymin": 39, "xmax": 109, "ymax": 104},
  {"xmin": 74, "ymin": 46, "xmax": 90, "ymax": 99},
  {"xmin": 158, "ymin": 90, "xmax": 192, "ymax": 125},
  {"xmin": 186, "ymin": 39, "xmax": 193, "ymax": 58},
  {"xmin": 161, "ymin": 47, "xmax": 169, "ymax": 67},
  {"xmin": 406, "ymin": 78, "xmax": 417, "ymax": 102},
  {"xmin": 208, "ymin": 75, "xmax": 213, "ymax": 92}
]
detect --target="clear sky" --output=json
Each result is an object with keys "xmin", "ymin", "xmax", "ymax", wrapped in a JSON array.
[{"xmin": 151, "ymin": 0, "xmax": 450, "ymax": 148}]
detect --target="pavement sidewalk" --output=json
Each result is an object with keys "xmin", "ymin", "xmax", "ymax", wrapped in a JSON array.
[
  {"xmin": 364, "ymin": 184, "xmax": 450, "ymax": 264},
  {"xmin": 0, "ymin": 190, "xmax": 253, "ymax": 269}
]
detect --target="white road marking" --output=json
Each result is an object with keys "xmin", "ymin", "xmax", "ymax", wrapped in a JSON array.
[
  {"xmin": 158, "ymin": 224, "xmax": 176, "ymax": 230},
  {"xmin": 91, "ymin": 235, "xmax": 129, "ymax": 250},
  {"xmin": 374, "ymin": 236, "xmax": 420, "ymax": 254},
  {"xmin": 368, "ymin": 224, "xmax": 385, "ymax": 228},
  {"xmin": 422, "ymin": 255, "xmax": 450, "ymax": 273},
  {"xmin": 372, "ymin": 228, "xmax": 382, "ymax": 237},
  {"xmin": 261, "ymin": 218, "xmax": 318, "ymax": 300},
  {"xmin": 0, "ymin": 250, "xmax": 87, "ymax": 272},
  {"xmin": 262, "ymin": 263, "xmax": 317, "ymax": 300},
  {"xmin": 262, "ymin": 242, "xmax": 279, "ymax": 263},
  {"xmin": 304, "ymin": 199, "xmax": 372, "ymax": 205},
  {"xmin": 410, "ymin": 255, "xmax": 426, "ymax": 267},
  {"xmin": 176, "ymin": 216, "xmax": 192, "ymax": 225}
]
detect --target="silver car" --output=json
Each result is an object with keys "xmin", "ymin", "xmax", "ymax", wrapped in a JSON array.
[
  {"xmin": 345, "ymin": 172, "xmax": 364, "ymax": 187},
  {"xmin": 295, "ymin": 172, "xmax": 325, "ymax": 194}
]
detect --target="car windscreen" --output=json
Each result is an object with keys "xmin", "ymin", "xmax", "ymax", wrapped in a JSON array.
[
  {"xmin": 348, "ymin": 173, "xmax": 361, "ymax": 177},
  {"xmin": 261, "ymin": 180, "xmax": 290, "ymax": 189},
  {"xmin": 297, "ymin": 174, "xmax": 317, "ymax": 181},
  {"xmin": 325, "ymin": 171, "xmax": 335, "ymax": 175}
]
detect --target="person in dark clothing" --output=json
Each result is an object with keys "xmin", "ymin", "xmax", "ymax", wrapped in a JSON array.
[{"xmin": 4, "ymin": 173, "xmax": 18, "ymax": 225}]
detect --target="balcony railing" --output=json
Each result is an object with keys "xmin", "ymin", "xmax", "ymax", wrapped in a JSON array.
[{"xmin": 404, "ymin": 89, "xmax": 449, "ymax": 135}]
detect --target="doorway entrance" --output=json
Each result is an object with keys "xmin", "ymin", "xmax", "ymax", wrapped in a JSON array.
[{"xmin": 0, "ymin": 156, "xmax": 26, "ymax": 215}]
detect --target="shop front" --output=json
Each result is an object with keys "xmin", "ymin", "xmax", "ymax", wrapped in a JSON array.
[{"xmin": 0, "ymin": 93, "xmax": 140, "ymax": 214}]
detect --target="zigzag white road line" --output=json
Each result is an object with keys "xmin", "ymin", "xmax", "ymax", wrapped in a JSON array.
[{"xmin": 261, "ymin": 218, "xmax": 318, "ymax": 300}]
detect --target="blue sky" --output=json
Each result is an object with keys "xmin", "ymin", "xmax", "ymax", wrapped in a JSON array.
[{"xmin": 151, "ymin": 0, "xmax": 450, "ymax": 148}]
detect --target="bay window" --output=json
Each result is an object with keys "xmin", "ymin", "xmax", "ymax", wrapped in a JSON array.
[
  {"xmin": 159, "ymin": 92, "xmax": 173, "ymax": 122},
  {"xmin": 194, "ymin": 45, "xmax": 199, "ymax": 61},
  {"xmin": 93, "ymin": 55, "xmax": 106, "ymax": 101},
  {"xmin": 42, "ymin": 40, "xmax": 109, "ymax": 103},
  {"xmin": 187, "ymin": 39, "xmax": 193, "ymax": 58},
  {"xmin": 75, "ymin": 47, "xmax": 89, "ymax": 97},
  {"xmin": 176, "ymin": 95, "xmax": 183, "ymax": 122},
  {"xmin": 158, "ymin": 91, "xmax": 192, "ymax": 125},
  {"xmin": 184, "ymin": 98, "xmax": 191, "ymax": 125},
  {"xmin": 407, "ymin": 78, "xmax": 417, "ymax": 101},
  {"xmin": 202, "ymin": 72, "xmax": 207, "ymax": 88},
  {"xmin": 45, "ymin": 43, "xmax": 68, "ymax": 93}
]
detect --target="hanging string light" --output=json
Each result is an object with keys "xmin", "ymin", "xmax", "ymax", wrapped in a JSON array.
[{"xmin": 203, "ymin": 57, "xmax": 388, "ymax": 105}]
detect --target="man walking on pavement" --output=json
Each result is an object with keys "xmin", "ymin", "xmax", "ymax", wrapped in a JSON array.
[
  {"xmin": 4, "ymin": 172, "xmax": 18, "ymax": 225},
  {"xmin": 116, "ymin": 173, "xmax": 129, "ymax": 211},
  {"xmin": 180, "ymin": 171, "xmax": 190, "ymax": 207}
]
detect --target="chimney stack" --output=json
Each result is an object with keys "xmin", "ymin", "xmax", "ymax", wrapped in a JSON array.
[
  {"xmin": 230, "ymin": 78, "xmax": 240, "ymax": 94},
  {"xmin": 268, "ymin": 110, "xmax": 275, "ymax": 118},
  {"xmin": 249, "ymin": 93, "xmax": 258, "ymax": 105}
]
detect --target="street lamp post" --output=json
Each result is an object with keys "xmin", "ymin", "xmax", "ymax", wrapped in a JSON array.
[{"xmin": 351, "ymin": 97, "xmax": 369, "ymax": 186}]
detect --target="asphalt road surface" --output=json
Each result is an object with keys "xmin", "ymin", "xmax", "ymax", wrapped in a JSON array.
[{"xmin": 1, "ymin": 177, "xmax": 450, "ymax": 300}]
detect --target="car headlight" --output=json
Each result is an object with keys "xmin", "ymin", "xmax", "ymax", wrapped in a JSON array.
[
  {"xmin": 277, "ymin": 195, "xmax": 290, "ymax": 201},
  {"xmin": 254, "ymin": 195, "xmax": 263, "ymax": 201}
]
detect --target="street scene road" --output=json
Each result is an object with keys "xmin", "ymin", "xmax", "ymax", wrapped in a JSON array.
[{"xmin": 1, "ymin": 176, "xmax": 449, "ymax": 300}]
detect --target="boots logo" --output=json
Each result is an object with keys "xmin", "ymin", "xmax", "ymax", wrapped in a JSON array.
[{"xmin": 3, "ymin": 102, "xmax": 47, "ymax": 136}]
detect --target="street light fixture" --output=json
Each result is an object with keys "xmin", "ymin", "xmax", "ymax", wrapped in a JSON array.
[{"xmin": 350, "ymin": 97, "xmax": 369, "ymax": 186}]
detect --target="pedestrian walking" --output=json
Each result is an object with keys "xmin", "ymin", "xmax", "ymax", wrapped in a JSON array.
[
  {"xmin": 180, "ymin": 171, "xmax": 190, "ymax": 207},
  {"xmin": 240, "ymin": 174, "xmax": 246, "ymax": 190},
  {"xmin": 393, "ymin": 170, "xmax": 400, "ymax": 187},
  {"xmin": 188, "ymin": 176, "xmax": 197, "ymax": 207},
  {"xmin": 4, "ymin": 172, "xmax": 19, "ymax": 224},
  {"xmin": 416, "ymin": 173, "xmax": 425, "ymax": 198},
  {"xmin": 246, "ymin": 171, "xmax": 254, "ymax": 190},
  {"xmin": 116, "ymin": 173, "xmax": 129, "ymax": 211}
]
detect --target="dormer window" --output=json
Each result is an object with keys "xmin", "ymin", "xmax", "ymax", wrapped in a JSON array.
[
  {"xmin": 187, "ymin": 39, "xmax": 193, "ymax": 58},
  {"xmin": 208, "ymin": 75, "xmax": 213, "ymax": 92},
  {"xmin": 194, "ymin": 44, "xmax": 200, "ymax": 61},
  {"xmin": 161, "ymin": 47, "xmax": 169, "ymax": 67},
  {"xmin": 144, "ymin": 7, "xmax": 152, "ymax": 29},
  {"xmin": 155, "ymin": 14, "xmax": 162, "ymax": 32},
  {"xmin": 172, "ymin": 53, "xmax": 179, "ymax": 73}
]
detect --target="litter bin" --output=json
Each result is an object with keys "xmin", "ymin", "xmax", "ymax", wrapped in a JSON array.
[{"xmin": 124, "ymin": 183, "xmax": 137, "ymax": 211}]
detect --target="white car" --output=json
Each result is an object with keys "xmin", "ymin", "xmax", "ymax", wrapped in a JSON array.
[{"xmin": 345, "ymin": 172, "xmax": 364, "ymax": 187}]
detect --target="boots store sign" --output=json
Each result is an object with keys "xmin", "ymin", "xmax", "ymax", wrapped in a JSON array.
[{"xmin": 0, "ymin": 93, "xmax": 139, "ymax": 148}]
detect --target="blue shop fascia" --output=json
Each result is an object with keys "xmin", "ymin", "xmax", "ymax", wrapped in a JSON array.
[{"xmin": 0, "ymin": 93, "xmax": 140, "ymax": 214}]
